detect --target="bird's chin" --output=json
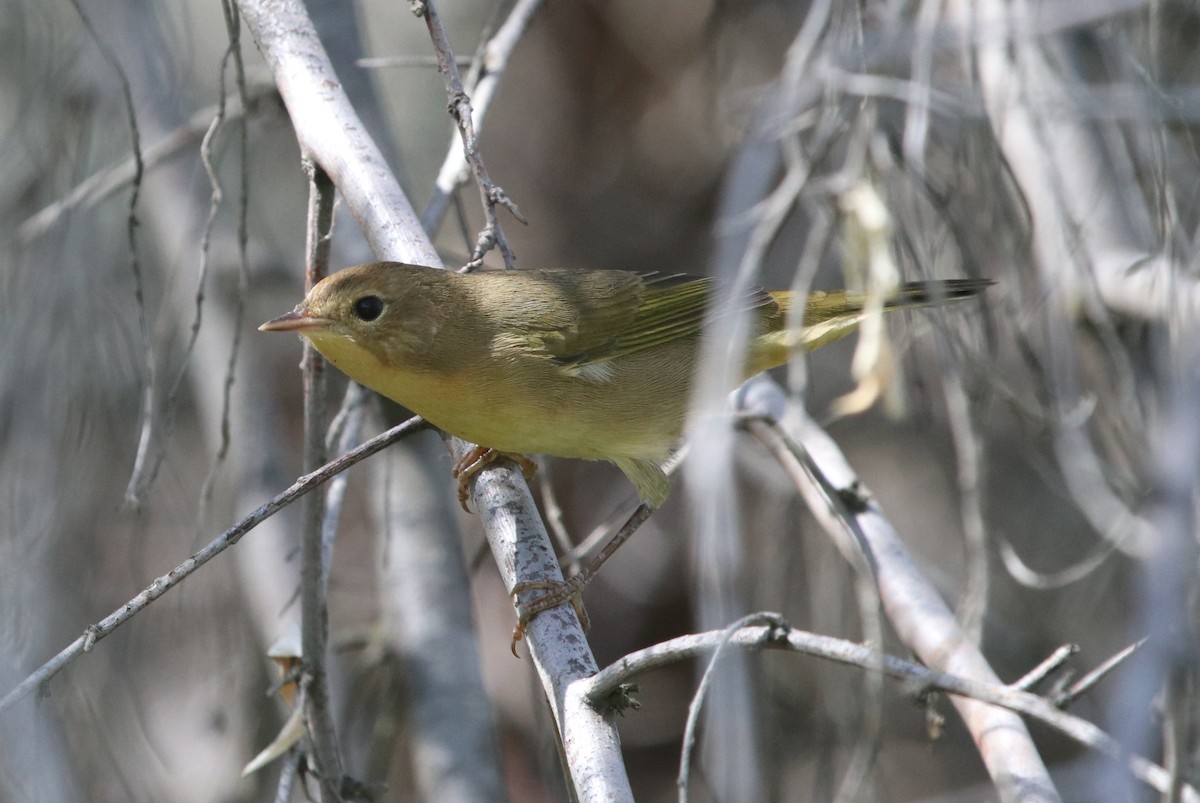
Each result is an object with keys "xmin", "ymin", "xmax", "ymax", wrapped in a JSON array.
[{"xmin": 258, "ymin": 309, "xmax": 333, "ymax": 333}]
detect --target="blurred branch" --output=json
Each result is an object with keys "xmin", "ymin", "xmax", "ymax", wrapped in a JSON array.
[
  {"xmin": 932, "ymin": 323, "xmax": 989, "ymax": 644},
  {"xmin": 676, "ymin": 612, "xmax": 790, "ymax": 803},
  {"xmin": 356, "ymin": 54, "xmax": 468, "ymax": 69},
  {"xmin": 963, "ymin": 0, "xmax": 1200, "ymax": 321},
  {"xmin": 0, "ymin": 416, "xmax": 429, "ymax": 716},
  {"xmin": 1012, "ymin": 644, "xmax": 1078, "ymax": 692},
  {"xmin": 738, "ymin": 377, "xmax": 1060, "ymax": 803},
  {"xmin": 66, "ymin": 0, "xmax": 155, "ymax": 510},
  {"xmin": 321, "ymin": 384, "xmax": 369, "ymax": 586},
  {"xmin": 373, "ymin": 438, "xmax": 509, "ymax": 802},
  {"xmin": 966, "ymin": 0, "xmax": 1164, "ymax": 568},
  {"xmin": 580, "ymin": 619, "xmax": 1198, "ymax": 802},
  {"xmin": 199, "ymin": 0, "xmax": 253, "ymax": 522},
  {"xmin": 299, "ymin": 159, "xmax": 345, "ymax": 801},
  {"xmin": 412, "ymin": 0, "xmax": 526, "ymax": 268},
  {"xmin": 16, "ymin": 85, "xmax": 275, "ymax": 244}
]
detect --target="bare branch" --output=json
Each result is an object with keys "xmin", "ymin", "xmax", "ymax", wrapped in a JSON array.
[
  {"xmin": 450, "ymin": 438, "xmax": 633, "ymax": 802},
  {"xmin": 1054, "ymin": 639, "xmax": 1145, "ymax": 709},
  {"xmin": 738, "ymin": 377, "xmax": 1060, "ymax": 803},
  {"xmin": 299, "ymin": 159, "xmax": 345, "ymax": 801},
  {"xmin": 374, "ymin": 438, "xmax": 509, "ymax": 802},
  {"xmin": 66, "ymin": 0, "xmax": 154, "ymax": 510},
  {"xmin": 412, "ymin": 0, "xmax": 526, "ymax": 268},
  {"xmin": 1012, "ymin": 644, "xmax": 1079, "ymax": 693},
  {"xmin": 580, "ymin": 620, "xmax": 1199, "ymax": 802},
  {"xmin": 0, "ymin": 416, "xmax": 429, "ymax": 716},
  {"xmin": 421, "ymin": 0, "xmax": 543, "ymax": 236},
  {"xmin": 961, "ymin": 0, "xmax": 1200, "ymax": 321}
]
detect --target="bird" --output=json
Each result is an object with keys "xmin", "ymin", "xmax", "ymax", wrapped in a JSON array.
[{"xmin": 260, "ymin": 262, "xmax": 990, "ymax": 508}]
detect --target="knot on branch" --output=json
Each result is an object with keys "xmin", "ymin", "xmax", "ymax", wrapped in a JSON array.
[
  {"xmin": 597, "ymin": 682, "xmax": 642, "ymax": 717},
  {"xmin": 836, "ymin": 481, "xmax": 871, "ymax": 514},
  {"xmin": 488, "ymin": 186, "xmax": 527, "ymax": 224},
  {"xmin": 446, "ymin": 89, "xmax": 471, "ymax": 119},
  {"xmin": 761, "ymin": 616, "xmax": 792, "ymax": 647}
]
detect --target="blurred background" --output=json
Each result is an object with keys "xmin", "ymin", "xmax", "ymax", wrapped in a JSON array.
[{"xmin": 2, "ymin": 0, "xmax": 1196, "ymax": 800}]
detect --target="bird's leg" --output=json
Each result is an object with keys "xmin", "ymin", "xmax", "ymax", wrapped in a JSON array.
[
  {"xmin": 452, "ymin": 447, "xmax": 537, "ymax": 512},
  {"xmin": 510, "ymin": 502, "xmax": 656, "ymax": 653}
]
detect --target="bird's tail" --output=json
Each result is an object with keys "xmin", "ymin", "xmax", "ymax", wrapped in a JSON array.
[{"xmin": 753, "ymin": 278, "xmax": 993, "ymax": 369}]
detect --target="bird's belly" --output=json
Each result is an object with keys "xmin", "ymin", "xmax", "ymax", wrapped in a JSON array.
[
  {"xmin": 380, "ymin": 363, "xmax": 686, "ymax": 462},
  {"xmin": 311, "ymin": 331, "xmax": 694, "ymax": 462},
  {"xmin": 433, "ymin": 378, "xmax": 686, "ymax": 462}
]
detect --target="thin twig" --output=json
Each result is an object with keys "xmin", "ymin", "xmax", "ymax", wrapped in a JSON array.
[
  {"xmin": 321, "ymin": 384, "xmax": 369, "ymax": 586},
  {"xmin": 677, "ymin": 613, "xmax": 788, "ymax": 802},
  {"xmin": 66, "ymin": 0, "xmax": 153, "ymax": 510},
  {"xmin": 420, "ymin": 0, "xmax": 542, "ymax": 237},
  {"xmin": 199, "ymin": 0, "xmax": 254, "ymax": 523},
  {"xmin": 537, "ymin": 461, "xmax": 580, "ymax": 574},
  {"xmin": 1054, "ymin": 639, "xmax": 1146, "ymax": 708},
  {"xmin": 142, "ymin": 0, "xmax": 251, "ymax": 512},
  {"xmin": 412, "ymin": 0, "xmax": 526, "ymax": 268},
  {"xmin": 0, "ymin": 416, "xmax": 429, "ymax": 715},
  {"xmin": 934, "ymin": 318, "xmax": 990, "ymax": 644},
  {"xmin": 273, "ymin": 748, "xmax": 304, "ymax": 803},
  {"xmin": 580, "ymin": 621, "xmax": 1199, "ymax": 802},
  {"xmin": 355, "ymin": 55, "xmax": 469, "ymax": 69},
  {"xmin": 556, "ymin": 450, "xmax": 686, "ymax": 569},
  {"xmin": 1012, "ymin": 644, "xmax": 1079, "ymax": 692},
  {"xmin": 299, "ymin": 158, "xmax": 345, "ymax": 801}
]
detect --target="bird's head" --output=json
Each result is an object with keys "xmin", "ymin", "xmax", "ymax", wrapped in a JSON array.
[{"xmin": 259, "ymin": 262, "xmax": 450, "ymax": 369}]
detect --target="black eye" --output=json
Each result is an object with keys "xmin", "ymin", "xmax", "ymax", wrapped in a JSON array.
[{"xmin": 353, "ymin": 295, "xmax": 384, "ymax": 321}]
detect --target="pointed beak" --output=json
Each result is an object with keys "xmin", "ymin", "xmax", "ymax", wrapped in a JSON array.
[{"xmin": 258, "ymin": 308, "xmax": 332, "ymax": 333}]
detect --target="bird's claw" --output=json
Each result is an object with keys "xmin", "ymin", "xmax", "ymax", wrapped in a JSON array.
[
  {"xmin": 509, "ymin": 578, "xmax": 590, "ymax": 656},
  {"xmin": 452, "ymin": 447, "xmax": 538, "ymax": 513}
]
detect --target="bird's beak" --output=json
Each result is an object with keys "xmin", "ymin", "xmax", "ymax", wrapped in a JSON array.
[{"xmin": 258, "ymin": 308, "xmax": 332, "ymax": 333}]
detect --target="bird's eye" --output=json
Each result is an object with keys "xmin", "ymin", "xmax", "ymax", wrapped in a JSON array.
[{"xmin": 353, "ymin": 295, "xmax": 384, "ymax": 322}]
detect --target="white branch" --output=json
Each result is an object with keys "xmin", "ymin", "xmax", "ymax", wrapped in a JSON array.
[
  {"xmin": 580, "ymin": 620, "xmax": 1197, "ymax": 802},
  {"xmin": 738, "ymin": 377, "xmax": 1060, "ymax": 803},
  {"xmin": 237, "ymin": 0, "xmax": 437, "ymax": 266},
  {"xmin": 449, "ymin": 440, "xmax": 633, "ymax": 802}
]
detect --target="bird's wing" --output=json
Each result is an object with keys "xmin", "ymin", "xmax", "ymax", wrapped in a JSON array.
[{"xmin": 543, "ymin": 272, "xmax": 776, "ymax": 379}]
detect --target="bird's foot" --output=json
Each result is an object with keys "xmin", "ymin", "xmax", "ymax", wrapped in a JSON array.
[
  {"xmin": 509, "ymin": 577, "xmax": 590, "ymax": 656},
  {"xmin": 452, "ymin": 447, "xmax": 537, "ymax": 513}
]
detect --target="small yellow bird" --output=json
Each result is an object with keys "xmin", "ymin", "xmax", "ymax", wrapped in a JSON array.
[{"xmin": 261, "ymin": 262, "xmax": 989, "ymax": 507}]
